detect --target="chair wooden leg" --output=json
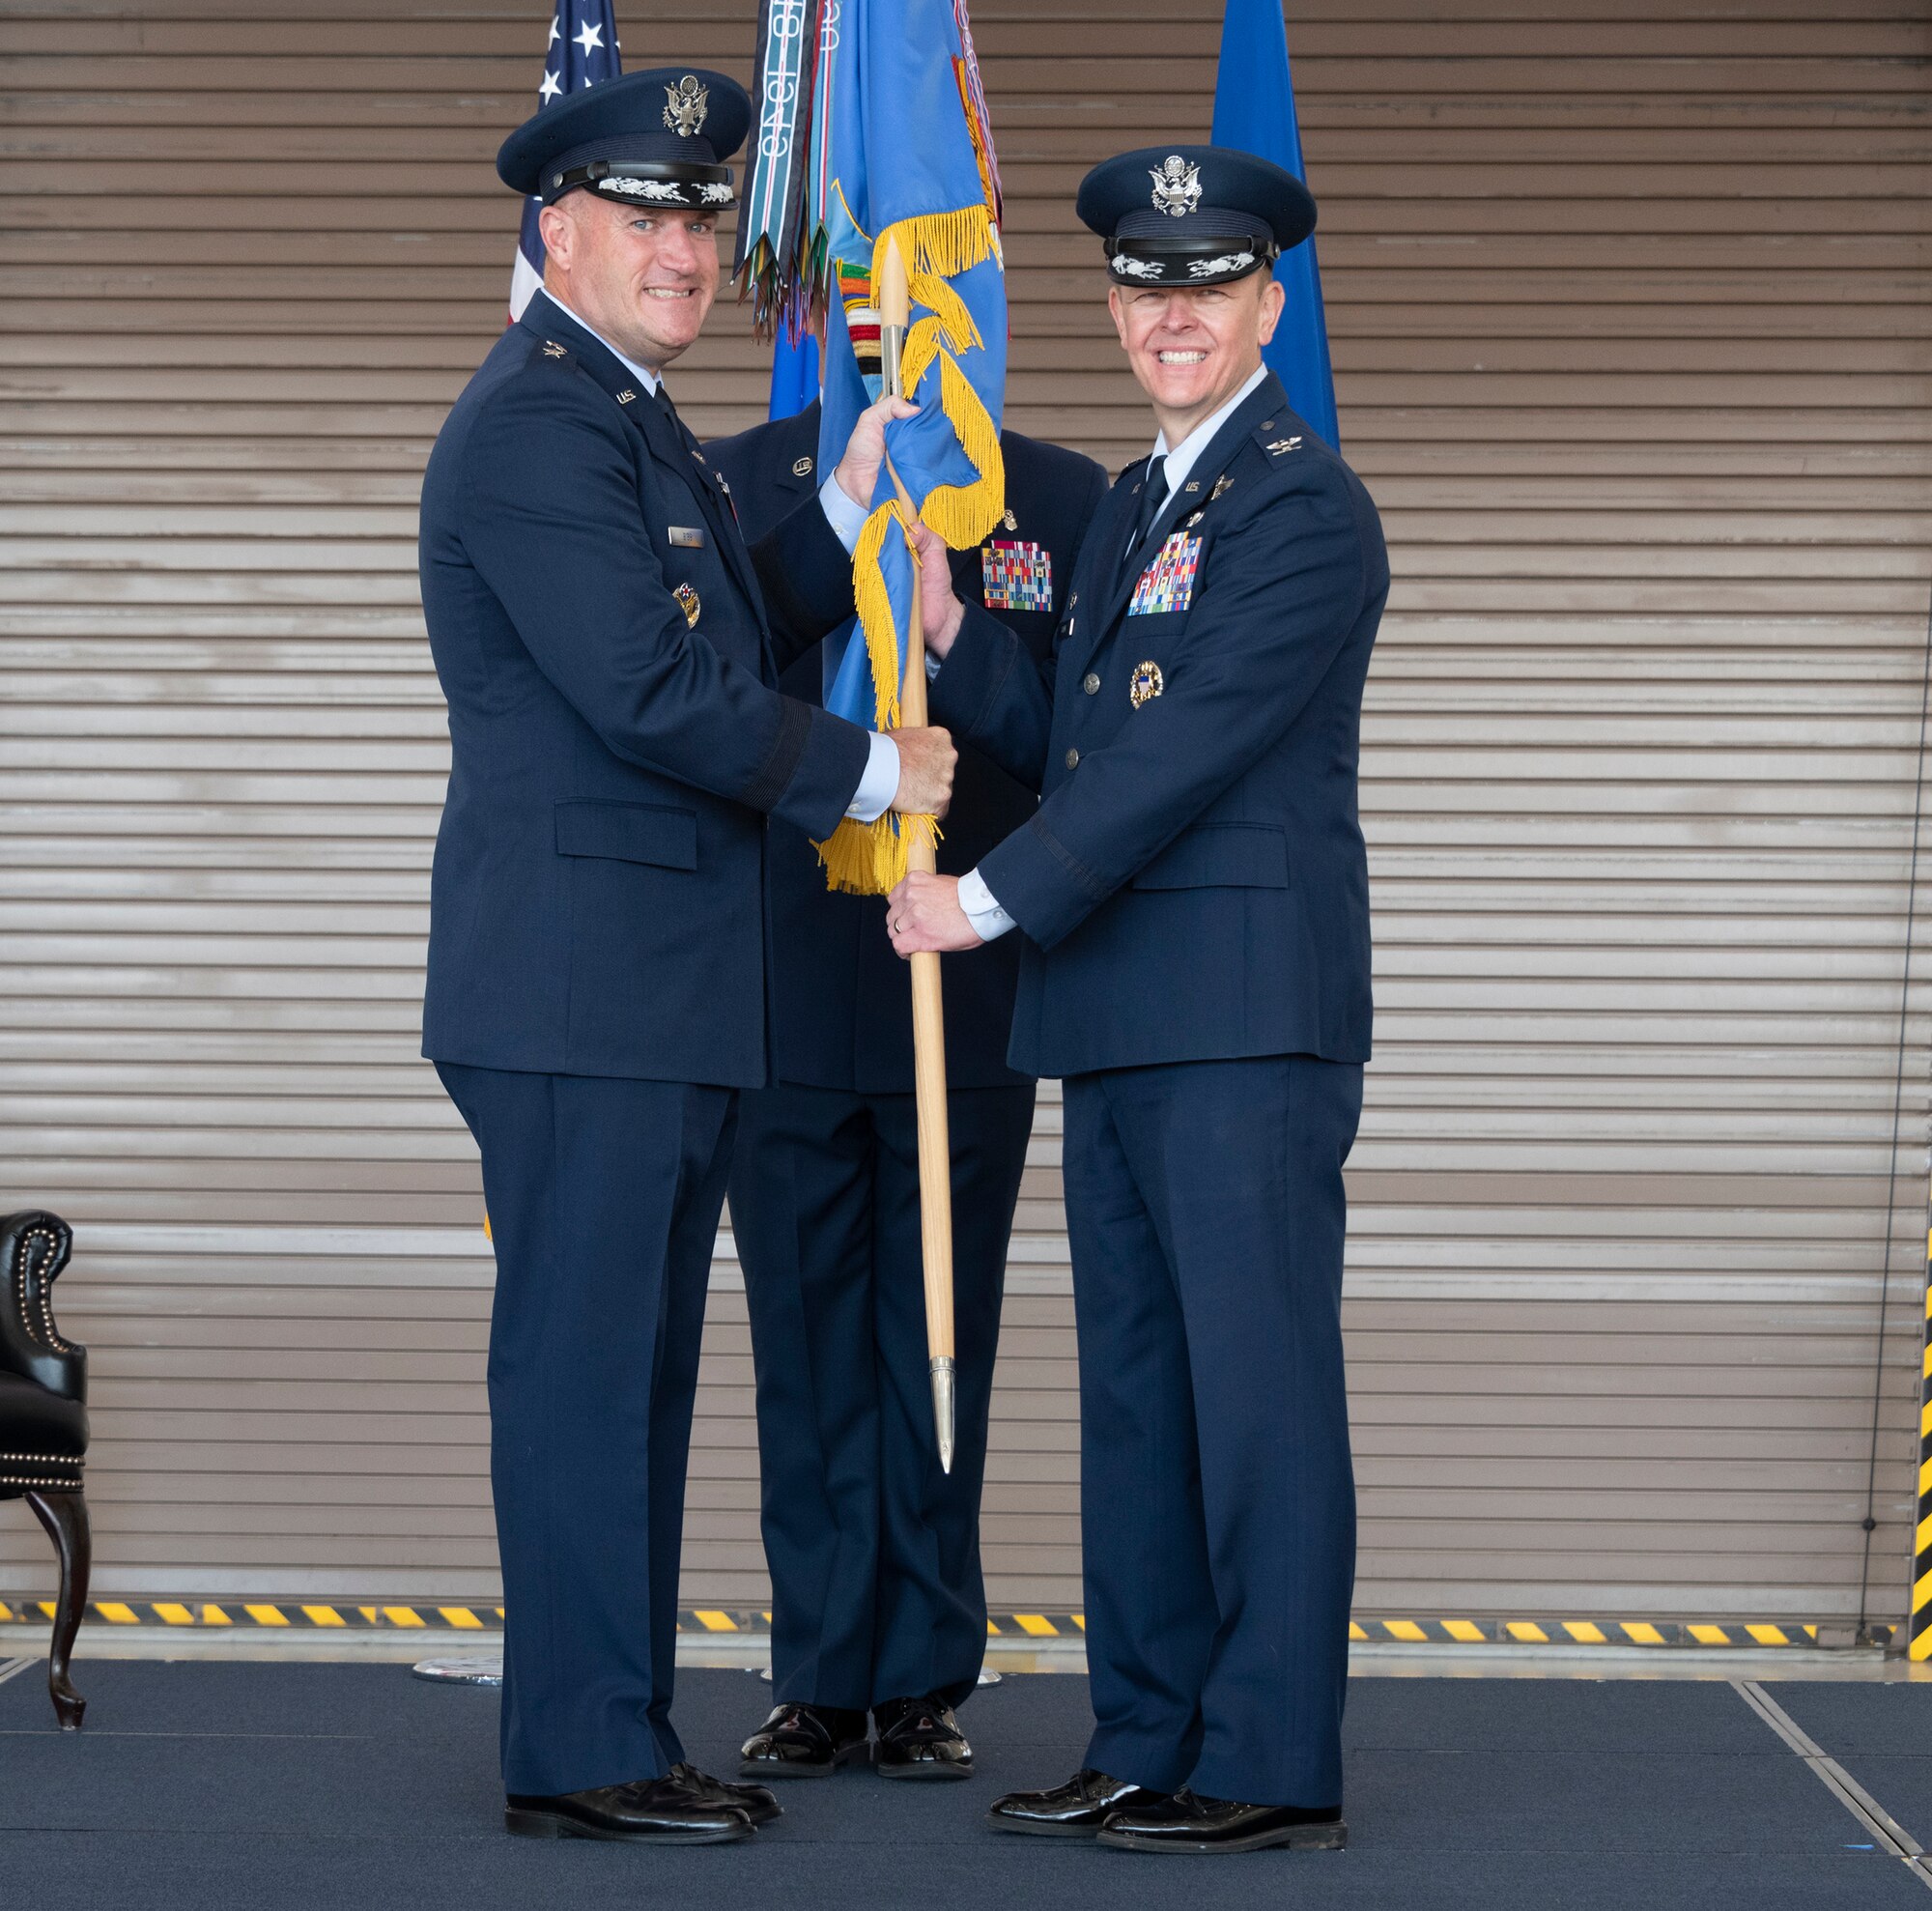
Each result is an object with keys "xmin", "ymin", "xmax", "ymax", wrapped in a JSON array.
[{"xmin": 24, "ymin": 1489, "xmax": 89, "ymax": 1729}]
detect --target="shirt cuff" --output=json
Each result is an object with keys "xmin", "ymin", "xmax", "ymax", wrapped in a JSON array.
[
  {"xmin": 847, "ymin": 731, "xmax": 899, "ymax": 821},
  {"xmin": 957, "ymin": 867, "xmax": 1017, "ymax": 943},
  {"xmin": 818, "ymin": 471, "xmax": 870, "ymax": 555}
]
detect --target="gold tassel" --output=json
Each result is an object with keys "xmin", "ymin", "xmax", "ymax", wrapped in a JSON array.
[
  {"xmin": 812, "ymin": 810, "xmax": 942, "ymax": 897},
  {"xmin": 812, "ymin": 501, "xmax": 926, "ymax": 894},
  {"xmin": 810, "ymin": 207, "xmax": 1006, "ymax": 896},
  {"xmin": 899, "ymin": 315, "xmax": 946, "ymax": 400},
  {"xmin": 915, "ymin": 349, "xmax": 1006, "ymax": 552},
  {"xmin": 850, "ymin": 500, "xmax": 911, "ymax": 731}
]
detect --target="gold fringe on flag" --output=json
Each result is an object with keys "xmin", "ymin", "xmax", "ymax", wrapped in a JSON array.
[
  {"xmin": 914, "ymin": 348, "xmax": 1004, "ymax": 552},
  {"xmin": 810, "ymin": 205, "xmax": 1005, "ymax": 896},
  {"xmin": 812, "ymin": 500, "xmax": 945, "ymax": 894}
]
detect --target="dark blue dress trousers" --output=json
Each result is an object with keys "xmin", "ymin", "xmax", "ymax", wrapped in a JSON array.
[
  {"xmin": 1063, "ymin": 1054, "xmax": 1363, "ymax": 1809},
  {"xmin": 728, "ymin": 1081, "xmax": 1035, "ymax": 1707},
  {"xmin": 437, "ymin": 1063, "xmax": 737, "ymax": 1797}
]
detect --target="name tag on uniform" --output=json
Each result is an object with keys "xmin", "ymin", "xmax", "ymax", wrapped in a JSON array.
[
  {"xmin": 668, "ymin": 526, "xmax": 706, "ymax": 549},
  {"xmin": 1128, "ymin": 532, "xmax": 1203, "ymax": 616},
  {"xmin": 981, "ymin": 539, "xmax": 1053, "ymax": 613}
]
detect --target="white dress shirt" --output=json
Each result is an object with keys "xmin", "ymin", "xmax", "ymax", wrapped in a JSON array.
[
  {"xmin": 533, "ymin": 288, "xmax": 898, "ymax": 821},
  {"xmin": 954, "ymin": 363, "xmax": 1270, "ymax": 943}
]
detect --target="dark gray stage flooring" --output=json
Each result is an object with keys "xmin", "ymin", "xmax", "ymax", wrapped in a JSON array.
[{"xmin": 5, "ymin": 1661, "xmax": 1932, "ymax": 1910}]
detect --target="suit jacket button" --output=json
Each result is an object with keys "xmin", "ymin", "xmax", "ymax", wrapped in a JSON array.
[
  {"xmin": 1082, "ymin": 672, "xmax": 1101, "ymax": 695},
  {"xmin": 1065, "ymin": 747, "xmax": 1081, "ymax": 770}
]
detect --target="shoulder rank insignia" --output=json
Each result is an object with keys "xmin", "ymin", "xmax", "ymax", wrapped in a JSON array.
[
  {"xmin": 1264, "ymin": 436, "xmax": 1304, "ymax": 456},
  {"xmin": 1129, "ymin": 660, "xmax": 1165, "ymax": 708},
  {"xmin": 792, "ymin": 455, "xmax": 812, "ymax": 476},
  {"xmin": 672, "ymin": 582, "xmax": 700, "ymax": 628},
  {"xmin": 541, "ymin": 341, "xmax": 568, "ymax": 359},
  {"xmin": 982, "ymin": 539, "xmax": 1053, "ymax": 613},
  {"xmin": 1128, "ymin": 531, "xmax": 1202, "ymax": 617}
]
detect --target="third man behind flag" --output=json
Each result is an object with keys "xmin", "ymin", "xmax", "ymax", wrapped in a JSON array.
[
  {"xmin": 719, "ymin": 0, "xmax": 1107, "ymax": 1784},
  {"xmin": 711, "ymin": 370, "xmax": 1103, "ymax": 1786}
]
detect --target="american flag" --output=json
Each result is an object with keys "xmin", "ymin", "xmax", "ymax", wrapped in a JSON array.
[{"xmin": 508, "ymin": 0, "xmax": 622, "ymax": 322}]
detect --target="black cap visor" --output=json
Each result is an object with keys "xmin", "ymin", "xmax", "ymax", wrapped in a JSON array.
[
  {"xmin": 546, "ymin": 157, "xmax": 737, "ymax": 211},
  {"xmin": 1104, "ymin": 230, "xmax": 1275, "ymax": 288}
]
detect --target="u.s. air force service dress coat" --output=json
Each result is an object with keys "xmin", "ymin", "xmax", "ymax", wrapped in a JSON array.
[
  {"xmin": 937, "ymin": 370, "xmax": 1383, "ymax": 1079},
  {"xmin": 931, "ymin": 368, "xmax": 1388, "ymax": 1812},
  {"xmin": 417, "ymin": 291, "xmax": 871, "ymax": 1802},
  {"xmin": 706, "ymin": 400, "xmax": 1105, "ymax": 1714},
  {"xmin": 419, "ymin": 299, "xmax": 868, "ymax": 1089}
]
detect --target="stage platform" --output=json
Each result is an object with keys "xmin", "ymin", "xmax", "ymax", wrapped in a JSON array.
[{"xmin": 5, "ymin": 1657, "xmax": 1932, "ymax": 1909}]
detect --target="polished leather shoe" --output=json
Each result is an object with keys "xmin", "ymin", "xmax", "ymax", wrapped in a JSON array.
[
  {"xmin": 987, "ymin": 1768, "xmax": 1170, "ymax": 1837},
  {"xmin": 739, "ymin": 1700, "xmax": 869, "ymax": 1779},
  {"xmin": 503, "ymin": 1773, "xmax": 753, "ymax": 1842},
  {"xmin": 669, "ymin": 1760, "xmax": 781, "ymax": 1825},
  {"xmin": 872, "ymin": 1695, "xmax": 973, "ymax": 1780},
  {"xmin": 1096, "ymin": 1786, "xmax": 1346, "ymax": 1854}
]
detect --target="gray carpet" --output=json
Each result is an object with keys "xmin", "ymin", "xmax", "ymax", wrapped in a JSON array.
[{"xmin": 2, "ymin": 1663, "xmax": 1927, "ymax": 1910}]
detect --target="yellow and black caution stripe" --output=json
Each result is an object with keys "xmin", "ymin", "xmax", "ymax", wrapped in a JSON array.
[
  {"xmin": 0, "ymin": 1601, "xmax": 1888, "ymax": 1647},
  {"xmin": 0, "ymin": 1600, "xmax": 506, "ymax": 1631},
  {"xmin": 1346, "ymin": 1618, "xmax": 1876, "ymax": 1648},
  {"xmin": 1916, "ymin": 1223, "xmax": 1932, "ymax": 1661}
]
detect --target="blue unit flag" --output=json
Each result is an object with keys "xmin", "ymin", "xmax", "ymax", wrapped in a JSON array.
[{"xmin": 1210, "ymin": 0, "xmax": 1339, "ymax": 449}]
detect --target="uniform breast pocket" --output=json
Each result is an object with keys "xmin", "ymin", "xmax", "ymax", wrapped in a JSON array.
[
  {"xmin": 554, "ymin": 800, "xmax": 697, "ymax": 870},
  {"xmin": 1131, "ymin": 821, "xmax": 1289, "ymax": 891}
]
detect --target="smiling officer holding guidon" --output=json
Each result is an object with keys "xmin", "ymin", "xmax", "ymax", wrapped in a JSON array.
[
  {"xmin": 888, "ymin": 145, "xmax": 1388, "ymax": 1855},
  {"xmin": 418, "ymin": 66, "xmax": 953, "ymax": 1846}
]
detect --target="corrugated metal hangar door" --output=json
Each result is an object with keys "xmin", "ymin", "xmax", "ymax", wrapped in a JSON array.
[{"xmin": 2, "ymin": 0, "xmax": 1926, "ymax": 1629}]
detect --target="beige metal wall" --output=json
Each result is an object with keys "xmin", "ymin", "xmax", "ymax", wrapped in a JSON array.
[{"xmin": 2, "ymin": 0, "xmax": 1927, "ymax": 1622}]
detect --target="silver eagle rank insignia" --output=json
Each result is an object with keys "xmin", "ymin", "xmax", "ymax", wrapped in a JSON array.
[
  {"xmin": 1150, "ymin": 155, "xmax": 1203, "ymax": 219},
  {"xmin": 664, "ymin": 74, "xmax": 709, "ymax": 137}
]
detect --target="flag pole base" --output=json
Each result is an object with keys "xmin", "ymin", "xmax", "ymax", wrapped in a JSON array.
[{"xmin": 930, "ymin": 1356, "xmax": 956, "ymax": 1474}]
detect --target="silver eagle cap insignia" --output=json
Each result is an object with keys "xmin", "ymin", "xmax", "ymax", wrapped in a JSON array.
[
  {"xmin": 664, "ymin": 74, "xmax": 709, "ymax": 137},
  {"xmin": 1150, "ymin": 155, "xmax": 1203, "ymax": 219}
]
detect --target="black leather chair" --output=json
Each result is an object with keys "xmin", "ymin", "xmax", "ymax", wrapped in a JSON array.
[{"xmin": 1, "ymin": 1211, "xmax": 90, "ymax": 1727}]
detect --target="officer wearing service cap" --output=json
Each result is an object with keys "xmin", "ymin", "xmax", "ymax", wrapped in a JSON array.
[
  {"xmin": 888, "ymin": 144, "xmax": 1388, "ymax": 1855},
  {"xmin": 419, "ymin": 67, "xmax": 953, "ymax": 1844}
]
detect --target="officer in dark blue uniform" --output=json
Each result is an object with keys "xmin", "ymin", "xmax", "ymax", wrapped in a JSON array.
[
  {"xmin": 889, "ymin": 146, "xmax": 1388, "ymax": 1855},
  {"xmin": 705, "ymin": 399, "xmax": 1105, "ymax": 1779},
  {"xmin": 417, "ymin": 69, "xmax": 954, "ymax": 1844}
]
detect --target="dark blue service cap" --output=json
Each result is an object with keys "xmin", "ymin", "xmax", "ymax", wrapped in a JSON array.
[
  {"xmin": 1076, "ymin": 144, "xmax": 1316, "ymax": 288},
  {"xmin": 497, "ymin": 67, "xmax": 752, "ymax": 212}
]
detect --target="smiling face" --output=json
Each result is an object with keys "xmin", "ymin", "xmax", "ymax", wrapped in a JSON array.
[
  {"xmin": 538, "ymin": 191, "xmax": 720, "ymax": 370},
  {"xmin": 1107, "ymin": 270, "xmax": 1285, "ymax": 444}
]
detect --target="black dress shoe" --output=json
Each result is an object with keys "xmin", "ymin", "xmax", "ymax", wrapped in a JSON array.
[
  {"xmin": 1096, "ymin": 1786, "xmax": 1346, "ymax": 1854},
  {"xmin": 739, "ymin": 1700, "xmax": 869, "ymax": 1779},
  {"xmin": 872, "ymin": 1695, "xmax": 973, "ymax": 1780},
  {"xmin": 670, "ymin": 1760, "xmax": 782, "ymax": 1825},
  {"xmin": 503, "ymin": 1773, "xmax": 753, "ymax": 1842},
  {"xmin": 987, "ymin": 1768, "xmax": 1170, "ymax": 1837}
]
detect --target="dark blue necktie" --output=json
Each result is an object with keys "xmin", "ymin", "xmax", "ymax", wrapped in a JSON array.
[{"xmin": 1120, "ymin": 453, "xmax": 1168, "ymax": 582}]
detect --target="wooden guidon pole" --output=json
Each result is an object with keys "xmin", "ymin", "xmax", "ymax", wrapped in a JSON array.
[{"xmin": 876, "ymin": 234, "xmax": 957, "ymax": 1473}]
